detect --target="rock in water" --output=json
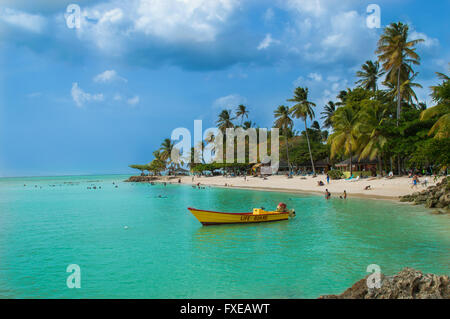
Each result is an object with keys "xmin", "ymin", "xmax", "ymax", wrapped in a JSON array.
[
  {"xmin": 320, "ymin": 268, "xmax": 449, "ymax": 299},
  {"xmin": 125, "ymin": 176, "xmax": 159, "ymax": 183}
]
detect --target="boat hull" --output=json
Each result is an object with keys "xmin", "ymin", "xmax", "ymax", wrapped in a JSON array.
[{"xmin": 188, "ymin": 207, "xmax": 289, "ymax": 226}]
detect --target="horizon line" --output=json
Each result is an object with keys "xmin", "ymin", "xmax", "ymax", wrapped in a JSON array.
[{"xmin": 0, "ymin": 172, "xmax": 134, "ymax": 179}]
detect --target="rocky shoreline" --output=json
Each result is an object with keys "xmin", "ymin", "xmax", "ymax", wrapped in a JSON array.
[
  {"xmin": 400, "ymin": 177, "xmax": 449, "ymax": 214},
  {"xmin": 124, "ymin": 175, "xmax": 159, "ymax": 183},
  {"xmin": 124, "ymin": 175, "xmax": 180, "ymax": 183},
  {"xmin": 320, "ymin": 268, "xmax": 450, "ymax": 299}
]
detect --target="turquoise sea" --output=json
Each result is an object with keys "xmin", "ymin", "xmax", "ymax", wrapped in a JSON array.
[{"xmin": 0, "ymin": 174, "xmax": 449, "ymax": 298}]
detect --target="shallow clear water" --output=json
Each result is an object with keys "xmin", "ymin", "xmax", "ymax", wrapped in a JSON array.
[{"xmin": 0, "ymin": 175, "xmax": 449, "ymax": 298}]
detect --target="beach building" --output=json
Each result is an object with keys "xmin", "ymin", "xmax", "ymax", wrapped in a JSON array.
[{"xmin": 335, "ymin": 156, "xmax": 378, "ymax": 174}]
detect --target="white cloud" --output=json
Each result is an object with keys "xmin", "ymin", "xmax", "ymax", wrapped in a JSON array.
[
  {"xmin": 213, "ymin": 94, "xmax": 246, "ymax": 109},
  {"xmin": 321, "ymin": 11, "xmax": 364, "ymax": 49},
  {"xmin": 98, "ymin": 7, "xmax": 124, "ymax": 24},
  {"xmin": 71, "ymin": 82, "xmax": 104, "ymax": 107},
  {"xmin": 263, "ymin": 8, "xmax": 274, "ymax": 22},
  {"xmin": 308, "ymin": 72, "xmax": 322, "ymax": 82},
  {"xmin": 75, "ymin": 6, "xmax": 128, "ymax": 53},
  {"xmin": 127, "ymin": 95, "xmax": 140, "ymax": 105},
  {"xmin": 93, "ymin": 70, "xmax": 127, "ymax": 83},
  {"xmin": 257, "ymin": 33, "xmax": 278, "ymax": 50},
  {"xmin": 71, "ymin": 0, "xmax": 240, "ymax": 55},
  {"xmin": 280, "ymin": 1, "xmax": 378, "ymax": 65},
  {"xmin": 286, "ymin": 0, "xmax": 325, "ymax": 16},
  {"xmin": 0, "ymin": 8, "xmax": 46, "ymax": 33},
  {"xmin": 133, "ymin": 0, "xmax": 239, "ymax": 43},
  {"xmin": 410, "ymin": 31, "xmax": 439, "ymax": 48}
]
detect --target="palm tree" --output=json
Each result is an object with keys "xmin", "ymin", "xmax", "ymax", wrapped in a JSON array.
[
  {"xmin": 336, "ymin": 90, "xmax": 349, "ymax": 106},
  {"xmin": 420, "ymin": 71, "xmax": 450, "ymax": 139},
  {"xmin": 234, "ymin": 105, "xmax": 249, "ymax": 126},
  {"xmin": 358, "ymin": 103, "xmax": 389, "ymax": 175},
  {"xmin": 417, "ymin": 102, "xmax": 427, "ymax": 111},
  {"xmin": 216, "ymin": 110, "xmax": 235, "ymax": 163},
  {"xmin": 288, "ymin": 87, "xmax": 317, "ymax": 174},
  {"xmin": 159, "ymin": 138, "xmax": 174, "ymax": 174},
  {"xmin": 320, "ymin": 101, "xmax": 336, "ymax": 129},
  {"xmin": 188, "ymin": 146, "xmax": 203, "ymax": 170},
  {"xmin": 355, "ymin": 60, "xmax": 385, "ymax": 91},
  {"xmin": 328, "ymin": 107, "xmax": 359, "ymax": 176},
  {"xmin": 150, "ymin": 150, "xmax": 167, "ymax": 175},
  {"xmin": 203, "ymin": 131, "xmax": 218, "ymax": 161},
  {"xmin": 376, "ymin": 22, "xmax": 424, "ymax": 125},
  {"xmin": 274, "ymin": 105, "xmax": 294, "ymax": 173},
  {"xmin": 384, "ymin": 72, "xmax": 423, "ymax": 106},
  {"xmin": 216, "ymin": 109, "xmax": 235, "ymax": 132},
  {"xmin": 243, "ymin": 121, "xmax": 254, "ymax": 130},
  {"xmin": 159, "ymin": 139, "xmax": 174, "ymax": 161},
  {"xmin": 188, "ymin": 141, "xmax": 205, "ymax": 164},
  {"xmin": 311, "ymin": 121, "xmax": 321, "ymax": 131},
  {"xmin": 422, "ymin": 108, "xmax": 450, "ymax": 139}
]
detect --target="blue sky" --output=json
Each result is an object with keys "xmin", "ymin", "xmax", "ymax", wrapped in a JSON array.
[{"xmin": 0, "ymin": 0, "xmax": 448, "ymax": 177}]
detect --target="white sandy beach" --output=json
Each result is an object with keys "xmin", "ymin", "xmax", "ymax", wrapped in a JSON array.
[{"xmin": 174, "ymin": 174, "xmax": 442, "ymax": 200}]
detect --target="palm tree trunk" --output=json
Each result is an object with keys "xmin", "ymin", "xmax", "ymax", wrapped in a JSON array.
[
  {"xmin": 396, "ymin": 68, "xmax": 401, "ymax": 125},
  {"xmin": 285, "ymin": 130, "xmax": 291, "ymax": 174},
  {"xmin": 349, "ymin": 151, "xmax": 353, "ymax": 176},
  {"xmin": 396, "ymin": 69, "xmax": 402, "ymax": 175},
  {"xmin": 378, "ymin": 156, "xmax": 383, "ymax": 176},
  {"xmin": 304, "ymin": 118, "xmax": 315, "ymax": 174},
  {"xmin": 284, "ymin": 133, "xmax": 291, "ymax": 173}
]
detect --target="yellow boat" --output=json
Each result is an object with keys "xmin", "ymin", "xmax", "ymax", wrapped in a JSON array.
[{"xmin": 188, "ymin": 207, "xmax": 293, "ymax": 226}]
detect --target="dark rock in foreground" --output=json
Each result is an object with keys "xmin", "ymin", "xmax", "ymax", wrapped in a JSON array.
[
  {"xmin": 400, "ymin": 177, "xmax": 450, "ymax": 213},
  {"xmin": 320, "ymin": 268, "xmax": 450, "ymax": 299}
]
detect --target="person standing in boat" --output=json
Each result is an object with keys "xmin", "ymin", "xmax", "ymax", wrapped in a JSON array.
[{"xmin": 276, "ymin": 202, "xmax": 287, "ymax": 212}]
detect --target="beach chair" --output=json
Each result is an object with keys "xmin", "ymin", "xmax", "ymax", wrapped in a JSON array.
[
  {"xmin": 345, "ymin": 174, "xmax": 354, "ymax": 181},
  {"xmin": 350, "ymin": 176, "xmax": 360, "ymax": 182}
]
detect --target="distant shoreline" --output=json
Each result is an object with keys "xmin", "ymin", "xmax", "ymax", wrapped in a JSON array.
[{"xmin": 4, "ymin": 173, "xmax": 443, "ymax": 204}]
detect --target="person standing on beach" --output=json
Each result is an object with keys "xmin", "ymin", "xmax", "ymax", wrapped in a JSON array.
[
  {"xmin": 326, "ymin": 174, "xmax": 330, "ymax": 184},
  {"xmin": 412, "ymin": 175, "xmax": 419, "ymax": 189}
]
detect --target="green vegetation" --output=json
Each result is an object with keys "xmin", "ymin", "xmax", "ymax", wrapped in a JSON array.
[
  {"xmin": 130, "ymin": 21, "xmax": 449, "ymax": 177},
  {"xmin": 328, "ymin": 170, "xmax": 344, "ymax": 180}
]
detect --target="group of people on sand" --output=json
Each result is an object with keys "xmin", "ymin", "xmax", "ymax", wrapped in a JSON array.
[
  {"xmin": 317, "ymin": 174, "xmax": 332, "ymax": 186},
  {"xmin": 411, "ymin": 174, "xmax": 428, "ymax": 189}
]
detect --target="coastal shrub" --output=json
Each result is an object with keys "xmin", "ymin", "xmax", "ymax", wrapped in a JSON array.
[{"xmin": 328, "ymin": 170, "xmax": 344, "ymax": 180}]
